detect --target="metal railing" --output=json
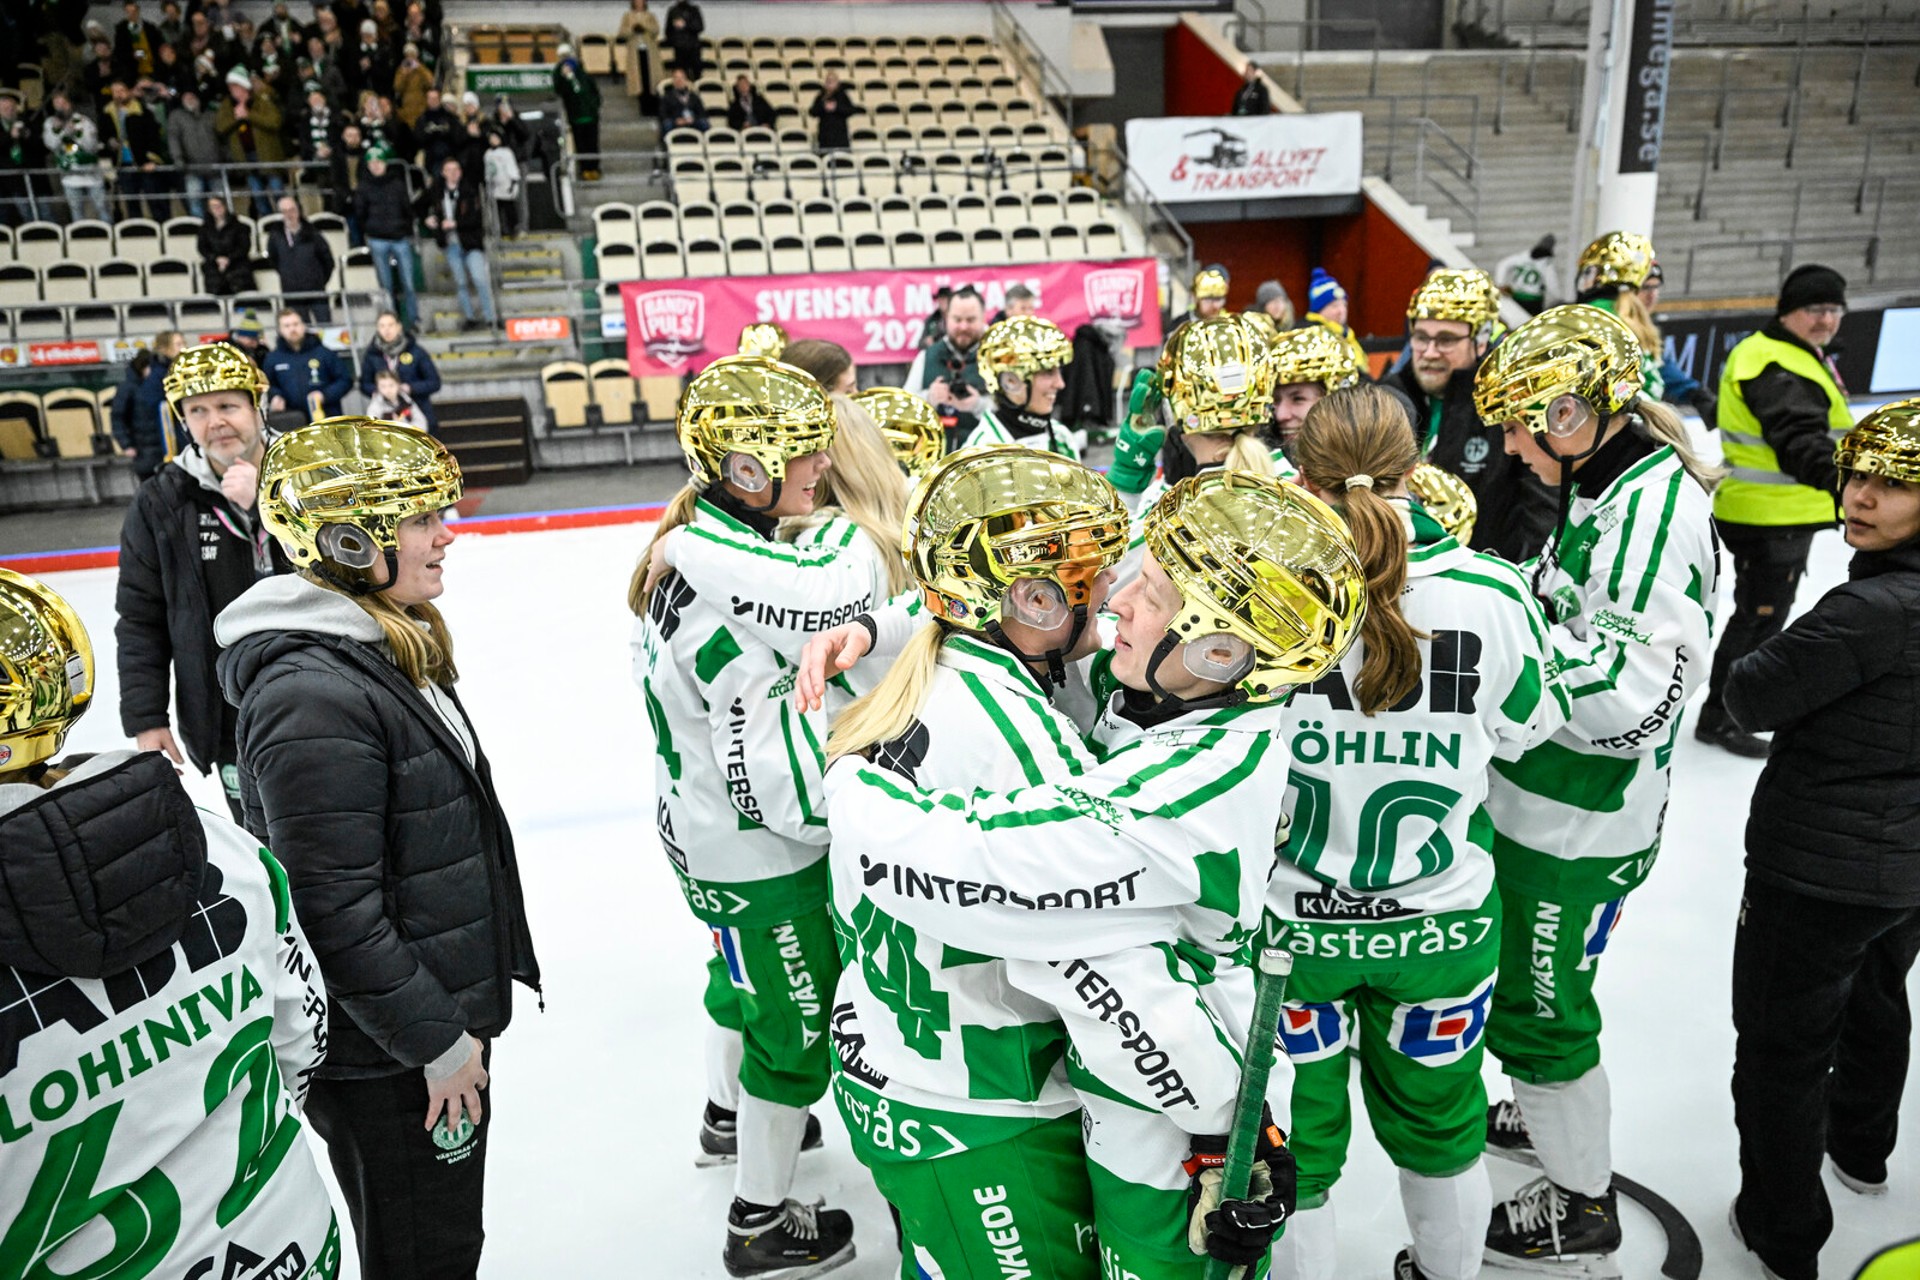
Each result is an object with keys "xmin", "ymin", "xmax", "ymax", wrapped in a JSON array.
[
  {"xmin": 986, "ymin": 0, "xmax": 1076, "ymax": 136},
  {"xmin": 1231, "ymin": 15, "xmax": 1388, "ymax": 95},
  {"xmin": 1300, "ymin": 92, "xmax": 1483, "ymax": 178},
  {"xmin": 1854, "ymin": 125, "xmax": 1920, "ymax": 208},
  {"xmin": 1679, "ymin": 231, "xmax": 1882, "ymax": 293},
  {"xmin": 0, "ymin": 157, "xmax": 431, "ymax": 227}
]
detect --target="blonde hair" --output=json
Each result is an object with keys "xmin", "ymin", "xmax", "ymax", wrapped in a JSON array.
[
  {"xmin": 1616, "ymin": 289, "xmax": 1662, "ymax": 356},
  {"xmin": 303, "ymin": 568, "xmax": 458, "ymax": 687},
  {"xmin": 826, "ymin": 620, "xmax": 946, "ymax": 760},
  {"xmin": 785, "ymin": 395, "xmax": 910, "ymax": 596},
  {"xmin": 1291, "ymin": 385, "xmax": 1425, "ymax": 716},
  {"xmin": 628, "ymin": 484, "xmax": 700, "ymax": 615},
  {"xmin": 1223, "ymin": 431, "xmax": 1277, "ymax": 475},
  {"xmin": 1632, "ymin": 398, "xmax": 1724, "ymax": 491}
]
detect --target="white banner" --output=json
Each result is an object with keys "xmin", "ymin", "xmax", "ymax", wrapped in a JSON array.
[{"xmin": 1124, "ymin": 113, "xmax": 1365, "ymax": 204}]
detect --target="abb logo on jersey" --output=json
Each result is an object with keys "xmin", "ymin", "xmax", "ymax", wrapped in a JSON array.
[
  {"xmin": 1277, "ymin": 1000, "xmax": 1348, "ymax": 1064},
  {"xmin": 1390, "ymin": 980, "xmax": 1494, "ymax": 1066}
]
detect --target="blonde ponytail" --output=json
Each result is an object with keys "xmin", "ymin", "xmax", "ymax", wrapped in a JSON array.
[
  {"xmin": 792, "ymin": 395, "xmax": 910, "ymax": 596},
  {"xmin": 1616, "ymin": 289, "xmax": 1662, "ymax": 356},
  {"xmin": 1291, "ymin": 385, "xmax": 1426, "ymax": 716},
  {"xmin": 826, "ymin": 621, "xmax": 946, "ymax": 760},
  {"xmin": 303, "ymin": 569, "xmax": 459, "ymax": 688},
  {"xmin": 629, "ymin": 484, "xmax": 701, "ymax": 615},
  {"xmin": 1223, "ymin": 431, "xmax": 1278, "ymax": 476},
  {"xmin": 1633, "ymin": 399, "xmax": 1725, "ymax": 491}
]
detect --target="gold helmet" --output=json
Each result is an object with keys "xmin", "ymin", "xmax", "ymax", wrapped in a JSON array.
[
  {"xmin": 1407, "ymin": 269, "xmax": 1502, "ymax": 344},
  {"xmin": 976, "ymin": 316, "xmax": 1074, "ymax": 386},
  {"xmin": 258, "ymin": 416, "xmax": 463, "ymax": 581},
  {"xmin": 1474, "ymin": 304, "xmax": 1644, "ymax": 438},
  {"xmin": 1834, "ymin": 397, "xmax": 1920, "ymax": 483},
  {"xmin": 162, "ymin": 341, "xmax": 269, "ymax": 424},
  {"xmin": 677, "ymin": 355, "xmax": 836, "ymax": 490},
  {"xmin": 1406, "ymin": 462, "xmax": 1479, "ymax": 544},
  {"xmin": 737, "ymin": 322, "xmax": 788, "ymax": 360},
  {"xmin": 1157, "ymin": 315, "xmax": 1277, "ymax": 434},
  {"xmin": 1576, "ymin": 231, "xmax": 1657, "ymax": 294},
  {"xmin": 1192, "ymin": 267, "xmax": 1230, "ymax": 301},
  {"xmin": 1140, "ymin": 471, "xmax": 1366, "ymax": 703},
  {"xmin": 853, "ymin": 386, "xmax": 945, "ymax": 477},
  {"xmin": 0, "ymin": 568, "xmax": 94, "ymax": 773},
  {"xmin": 903, "ymin": 445, "xmax": 1127, "ymax": 633},
  {"xmin": 1268, "ymin": 323, "xmax": 1367, "ymax": 393}
]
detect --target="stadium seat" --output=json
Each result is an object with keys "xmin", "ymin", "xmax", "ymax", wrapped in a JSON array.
[
  {"xmin": 769, "ymin": 235, "xmax": 811, "ymax": 273},
  {"xmin": 1027, "ymin": 191, "xmax": 1064, "ymax": 223},
  {"xmin": 720, "ymin": 201, "xmax": 761, "ymax": 240},
  {"xmin": 858, "ymin": 154, "xmax": 899, "ymax": 199},
  {"xmin": 684, "ymin": 238, "xmax": 728, "ymax": 278},
  {"xmin": 0, "ymin": 225, "xmax": 12, "ymax": 262},
  {"xmin": 851, "ymin": 232, "xmax": 890, "ymax": 271},
  {"xmin": 69, "ymin": 305, "xmax": 120, "ymax": 339},
  {"xmin": 1036, "ymin": 148, "xmax": 1074, "ymax": 191},
  {"xmin": 710, "ymin": 157, "xmax": 752, "ymax": 204},
  {"xmin": 916, "ymin": 194, "xmax": 954, "ymax": 231},
  {"xmin": 706, "ymin": 127, "xmax": 743, "ymax": 156},
  {"xmin": 1008, "ymin": 225, "xmax": 1045, "ymax": 263},
  {"xmin": 953, "ymin": 194, "xmax": 990, "ymax": 233},
  {"xmin": 593, "ymin": 204, "xmax": 639, "ymax": 249},
  {"xmin": 877, "ymin": 196, "xmax": 915, "ymax": 236},
  {"xmin": 598, "ymin": 242, "xmax": 642, "ymax": 283},
  {"xmin": 248, "ymin": 260, "xmax": 280, "ymax": 297},
  {"xmin": 799, "ymin": 198, "xmax": 839, "ymax": 237},
  {"xmin": 13, "ymin": 308, "xmax": 64, "ymax": 341},
  {"xmin": 891, "ymin": 230, "xmax": 931, "ymax": 268},
  {"xmin": 175, "ymin": 298, "xmax": 228, "ymax": 336},
  {"xmin": 1063, "ymin": 187, "xmax": 1103, "ymax": 226},
  {"xmin": 63, "ymin": 220, "xmax": 114, "ymax": 266},
  {"xmin": 839, "ymin": 198, "xmax": 879, "ymax": 236},
  {"xmin": 728, "ymin": 236, "xmax": 771, "ymax": 276},
  {"xmin": 930, "ymin": 152, "xmax": 969, "ymax": 193},
  {"xmin": 641, "ymin": 241, "xmax": 686, "ymax": 280},
  {"xmin": 114, "ymin": 218, "xmax": 162, "ymax": 264},
  {"xmin": 145, "ymin": 257, "xmax": 196, "ymax": 296},
  {"xmin": 760, "ymin": 200, "xmax": 801, "ymax": 240},
  {"xmin": 783, "ymin": 155, "xmax": 826, "ymax": 201},
  {"xmin": 311, "ymin": 212, "xmax": 350, "ymax": 264},
  {"xmin": 1047, "ymin": 223, "xmax": 1086, "ymax": 257},
  {"xmin": 1084, "ymin": 221, "xmax": 1124, "ymax": 257},
  {"xmin": 639, "ymin": 376, "xmax": 682, "ymax": 424},
  {"xmin": 679, "ymin": 201, "xmax": 721, "ymax": 241},
  {"xmin": 671, "ymin": 156, "xmax": 711, "ymax": 202},
  {"xmin": 991, "ymin": 192, "xmax": 1028, "ymax": 225},
  {"xmin": 931, "ymin": 228, "xmax": 969, "ymax": 267},
  {"xmin": 0, "ymin": 393, "xmax": 43, "ymax": 460},
  {"xmin": 741, "ymin": 127, "xmax": 778, "ymax": 157},
  {"xmin": 541, "ymin": 361, "xmax": 591, "ymax": 430},
  {"xmin": 124, "ymin": 300, "xmax": 170, "ymax": 337},
  {"xmin": 0, "ymin": 263, "xmax": 40, "ymax": 306},
  {"xmin": 589, "ymin": 357, "xmax": 638, "ymax": 426},
  {"xmin": 94, "ymin": 384, "xmax": 118, "ymax": 430},
  {"xmin": 665, "ymin": 128, "xmax": 705, "ymax": 156},
  {"xmin": 580, "ymin": 33, "xmax": 612, "ymax": 76},
  {"xmin": 637, "ymin": 200, "xmax": 679, "ymax": 241},
  {"xmin": 809, "ymin": 233, "xmax": 851, "ymax": 272},
  {"xmin": 896, "ymin": 155, "xmax": 934, "ymax": 199},
  {"xmin": 156, "ymin": 216, "xmax": 199, "ymax": 263},
  {"xmin": 94, "ymin": 258, "xmax": 143, "ymax": 301},
  {"xmin": 42, "ymin": 387, "xmax": 102, "ymax": 458},
  {"xmin": 985, "ymin": 122, "xmax": 1018, "ymax": 149},
  {"xmin": 42, "ymin": 260, "xmax": 92, "ymax": 304},
  {"xmin": 848, "ymin": 127, "xmax": 882, "ymax": 152},
  {"xmin": 343, "ymin": 247, "xmax": 377, "ymax": 293},
  {"xmin": 15, "ymin": 221, "xmax": 63, "ymax": 265},
  {"xmin": 969, "ymin": 226, "xmax": 1010, "ymax": 265}
]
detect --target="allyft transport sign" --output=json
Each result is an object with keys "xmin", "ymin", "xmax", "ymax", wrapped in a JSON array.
[{"xmin": 1125, "ymin": 113, "xmax": 1364, "ymax": 204}]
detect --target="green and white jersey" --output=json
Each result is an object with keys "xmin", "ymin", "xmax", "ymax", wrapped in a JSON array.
[
  {"xmin": 1269, "ymin": 508, "xmax": 1567, "ymax": 970},
  {"xmin": 1485, "ymin": 442, "xmax": 1717, "ymax": 903},
  {"xmin": 960, "ymin": 406, "xmax": 1082, "ymax": 461},
  {"xmin": 826, "ymin": 650, "xmax": 1287, "ymax": 1135},
  {"xmin": 825, "ymin": 634, "xmax": 1100, "ymax": 1139},
  {"xmin": 631, "ymin": 499, "xmax": 834, "ymax": 926},
  {"xmin": 0, "ymin": 780, "xmax": 339, "ymax": 1280}
]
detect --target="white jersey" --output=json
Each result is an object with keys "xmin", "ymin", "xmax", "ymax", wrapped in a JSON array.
[
  {"xmin": 1494, "ymin": 251, "xmax": 1562, "ymax": 306},
  {"xmin": 1485, "ymin": 441, "xmax": 1717, "ymax": 903},
  {"xmin": 0, "ymin": 764, "xmax": 337, "ymax": 1279},
  {"xmin": 960, "ymin": 406, "xmax": 1083, "ymax": 461},
  {"xmin": 1268, "ymin": 507, "xmax": 1567, "ymax": 967},
  {"xmin": 1115, "ymin": 451, "xmax": 1298, "ymax": 586},
  {"xmin": 631, "ymin": 498, "xmax": 834, "ymax": 926}
]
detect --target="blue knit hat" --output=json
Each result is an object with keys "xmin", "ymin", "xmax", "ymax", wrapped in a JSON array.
[
  {"xmin": 231, "ymin": 310, "xmax": 265, "ymax": 342},
  {"xmin": 1309, "ymin": 268, "xmax": 1345, "ymax": 314}
]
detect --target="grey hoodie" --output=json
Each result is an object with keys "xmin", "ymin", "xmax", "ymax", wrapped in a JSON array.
[{"xmin": 166, "ymin": 101, "xmax": 220, "ymax": 168}]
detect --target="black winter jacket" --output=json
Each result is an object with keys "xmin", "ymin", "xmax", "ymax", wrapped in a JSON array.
[
  {"xmin": 351, "ymin": 166, "xmax": 416, "ymax": 242},
  {"xmin": 1388, "ymin": 361, "xmax": 1558, "ymax": 563},
  {"xmin": 1726, "ymin": 539, "xmax": 1920, "ymax": 907},
  {"xmin": 115, "ymin": 449, "xmax": 284, "ymax": 774},
  {"xmin": 216, "ymin": 577, "xmax": 541, "ymax": 1078},
  {"xmin": 264, "ymin": 219, "xmax": 335, "ymax": 297}
]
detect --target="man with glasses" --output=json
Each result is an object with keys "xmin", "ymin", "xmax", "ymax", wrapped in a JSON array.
[
  {"xmin": 1389, "ymin": 269, "xmax": 1557, "ymax": 561},
  {"xmin": 1696, "ymin": 265, "xmax": 1854, "ymax": 757}
]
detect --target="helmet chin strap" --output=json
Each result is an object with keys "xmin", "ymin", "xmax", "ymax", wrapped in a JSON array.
[
  {"xmin": 1532, "ymin": 401, "xmax": 1633, "ymax": 604},
  {"xmin": 314, "ymin": 548, "xmax": 400, "ymax": 598},
  {"xmin": 983, "ymin": 603, "xmax": 1090, "ymax": 694},
  {"xmin": 1142, "ymin": 632, "xmax": 1247, "ymax": 711}
]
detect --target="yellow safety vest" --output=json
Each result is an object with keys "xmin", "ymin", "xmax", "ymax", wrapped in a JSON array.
[
  {"xmin": 1854, "ymin": 1237, "xmax": 1920, "ymax": 1280},
  {"xmin": 1713, "ymin": 330, "xmax": 1849, "ymax": 527}
]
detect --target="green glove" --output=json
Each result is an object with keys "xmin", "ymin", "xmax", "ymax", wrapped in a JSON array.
[{"xmin": 1110, "ymin": 370, "xmax": 1167, "ymax": 494}]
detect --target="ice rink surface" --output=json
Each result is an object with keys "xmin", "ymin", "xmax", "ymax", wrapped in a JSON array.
[{"xmin": 41, "ymin": 512, "xmax": 1920, "ymax": 1280}]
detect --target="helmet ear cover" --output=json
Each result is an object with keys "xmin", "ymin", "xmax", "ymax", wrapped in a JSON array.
[
  {"xmin": 1002, "ymin": 577, "xmax": 1069, "ymax": 631},
  {"xmin": 316, "ymin": 522, "xmax": 380, "ymax": 569},
  {"xmin": 724, "ymin": 452, "xmax": 772, "ymax": 493},
  {"xmin": 998, "ymin": 370, "xmax": 1029, "ymax": 402},
  {"xmin": 1181, "ymin": 631, "xmax": 1254, "ymax": 685},
  {"xmin": 1546, "ymin": 393, "xmax": 1592, "ymax": 439}
]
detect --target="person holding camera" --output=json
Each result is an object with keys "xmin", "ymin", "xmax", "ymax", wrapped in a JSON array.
[{"xmin": 912, "ymin": 285, "xmax": 989, "ymax": 451}]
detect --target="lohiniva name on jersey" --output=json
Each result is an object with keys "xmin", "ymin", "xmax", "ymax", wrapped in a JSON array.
[
  {"xmin": 1046, "ymin": 958, "xmax": 1199, "ymax": 1112},
  {"xmin": 858, "ymin": 854, "xmax": 1148, "ymax": 911},
  {"xmin": 728, "ymin": 594, "xmax": 873, "ymax": 631}
]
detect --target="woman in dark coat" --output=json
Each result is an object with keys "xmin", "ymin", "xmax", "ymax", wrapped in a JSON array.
[
  {"xmin": 808, "ymin": 71, "xmax": 858, "ymax": 152},
  {"xmin": 197, "ymin": 193, "xmax": 256, "ymax": 296},
  {"xmin": 1724, "ymin": 396, "xmax": 1920, "ymax": 1280},
  {"xmin": 216, "ymin": 417, "xmax": 540, "ymax": 1280}
]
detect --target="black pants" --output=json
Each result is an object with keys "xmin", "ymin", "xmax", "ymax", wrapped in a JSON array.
[
  {"xmin": 304, "ymin": 1050, "xmax": 492, "ymax": 1280},
  {"xmin": 1705, "ymin": 520, "xmax": 1818, "ymax": 714},
  {"xmin": 1731, "ymin": 876, "xmax": 1920, "ymax": 1280},
  {"xmin": 571, "ymin": 119, "xmax": 600, "ymax": 171}
]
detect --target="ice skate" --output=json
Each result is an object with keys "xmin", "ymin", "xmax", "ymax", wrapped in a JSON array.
[
  {"xmin": 1483, "ymin": 1177, "xmax": 1622, "ymax": 1277},
  {"xmin": 1485, "ymin": 1099, "xmax": 1539, "ymax": 1165},
  {"xmin": 723, "ymin": 1198, "xmax": 855, "ymax": 1277},
  {"xmin": 1394, "ymin": 1247, "xmax": 1436, "ymax": 1279},
  {"xmin": 698, "ymin": 1102, "xmax": 823, "ymax": 1168}
]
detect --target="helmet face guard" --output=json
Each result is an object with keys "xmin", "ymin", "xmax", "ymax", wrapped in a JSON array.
[
  {"xmin": 1835, "ymin": 398, "xmax": 1920, "ymax": 485},
  {"xmin": 1158, "ymin": 315, "xmax": 1277, "ymax": 435},
  {"xmin": 1473, "ymin": 304, "xmax": 1644, "ymax": 440},
  {"xmin": 678, "ymin": 355, "xmax": 836, "ymax": 492},
  {"xmin": 0, "ymin": 567, "xmax": 94, "ymax": 772}
]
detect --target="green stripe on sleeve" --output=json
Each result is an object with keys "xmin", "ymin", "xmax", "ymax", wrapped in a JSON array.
[
  {"xmin": 1607, "ymin": 486, "xmax": 1644, "ymax": 602},
  {"xmin": 695, "ymin": 628, "xmax": 744, "ymax": 684},
  {"xmin": 960, "ymin": 671, "xmax": 1047, "ymax": 785},
  {"xmin": 1632, "ymin": 470, "xmax": 1685, "ymax": 613}
]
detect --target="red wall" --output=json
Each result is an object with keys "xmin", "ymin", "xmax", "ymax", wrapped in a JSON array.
[{"xmin": 1165, "ymin": 22, "xmax": 1243, "ymax": 118}]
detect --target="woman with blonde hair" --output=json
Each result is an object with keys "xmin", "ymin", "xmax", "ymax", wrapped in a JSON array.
[
  {"xmin": 1264, "ymin": 384, "xmax": 1566, "ymax": 1280},
  {"xmin": 215, "ymin": 416, "xmax": 541, "ymax": 1280},
  {"xmin": 1574, "ymin": 230, "xmax": 1667, "ymax": 399}
]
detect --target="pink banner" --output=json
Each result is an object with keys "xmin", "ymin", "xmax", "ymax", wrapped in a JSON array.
[{"xmin": 621, "ymin": 258, "xmax": 1162, "ymax": 377}]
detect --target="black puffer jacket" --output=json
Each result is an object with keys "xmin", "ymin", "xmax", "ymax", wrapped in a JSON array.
[
  {"xmin": 216, "ymin": 576, "xmax": 541, "ymax": 1078},
  {"xmin": 1726, "ymin": 539, "xmax": 1920, "ymax": 907}
]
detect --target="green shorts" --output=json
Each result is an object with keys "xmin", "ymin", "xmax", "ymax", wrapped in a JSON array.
[
  {"xmin": 1486, "ymin": 884, "xmax": 1626, "ymax": 1084},
  {"xmin": 702, "ymin": 909, "xmax": 840, "ymax": 1108}
]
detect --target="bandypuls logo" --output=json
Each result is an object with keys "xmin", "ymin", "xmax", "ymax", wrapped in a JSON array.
[
  {"xmin": 1083, "ymin": 269, "xmax": 1146, "ymax": 328},
  {"xmin": 635, "ymin": 289, "xmax": 707, "ymax": 364}
]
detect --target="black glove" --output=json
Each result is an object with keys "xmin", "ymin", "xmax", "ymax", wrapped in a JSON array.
[
  {"xmin": 1183, "ymin": 1107, "xmax": 1297, "ymax": 1265},
  {"xmin": 1685, "ymin": 386, "xmax": 1718, "ymax": 432}
]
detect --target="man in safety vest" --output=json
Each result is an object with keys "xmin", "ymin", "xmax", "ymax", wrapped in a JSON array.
[{"xmin": 1696, "ymin": 264, "xmax": 1852, "ymax": 757}]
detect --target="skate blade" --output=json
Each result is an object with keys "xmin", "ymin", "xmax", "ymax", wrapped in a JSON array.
[
  {"xmin": 695, "ymin": 1149, "xmax": 738, "ymax": 1168},
  {"xmin": 1486, "ymin": 1144, "xmax": 1544, "ymax": 1170},
  {"xmin": 1482, "ymin": 1249, "xmax": 1622, "ymax": 1279},
  {"xmin": 724, "ymin": 1243, "xmax": 856, "ymax": 1279}
]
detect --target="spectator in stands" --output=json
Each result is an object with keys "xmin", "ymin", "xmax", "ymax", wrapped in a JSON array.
[
  {"xmin": 84, "ymin": 37, "xmax": 121, "ymax": 112},
  {"xmin": 360, "ymin": 309, "xmax": 440, "ymax": 427},
  {"xmin": 914, "ymin": 284, "xmax": 989, "ymax": 450},
  {"xmin": 228, "ymin": 309, "xmax": 269, "ymax": 368},
  {"xmin": 400, "ymin": 4, "xmax": 439, "ymax": 72},
  {"xmin": 328, "ymin": 120, "xmax": 369, "ymax": 225},
  {"xmin": 809, "ymin": 71, "xmax": 858, "ymax": 152},
  {"xmin": 118, "ymin": 340, "xmax": 288, "ymax": 818},
  {"xmin": 298, "ymin": 85, "xmax": 335, "ymax": 165},
  {"xmin": 265, "ymin": 307, "xmax": 352, "ymax": 416},
  {"xmin": 198, "ymin": 193, "xmax": 256, "ymax": 295},
  {"xmin": 553, "ymin": 42, "xmax": 602, "ymax": 181},
  {"xmin": 917, "ymin": 285, "xmax": 950, "ymax": 349},
  {"xmin": 102, "ymin": 79, "xmax": 168, "ymax": 222},
  {"xmin": 218, "ymin": 66, "xmax": 288, "ymax": 217},
  {"xmin": 369, "ymin": 0, "xmax": 399, "ymax": 45},
  {"xmin": 658, "ymin": 67, "xmax": 709, "ymax": 134},
  {"xmin": 664, "ymin": 0, "xmax": 705, "ymax": 77},
  {"xmin": 264, "ymin": 3, "xmax": 304, "ymax": 58},
  {"xmin": 989, "ymin": 282, "xmax": 1036, "ymax": 325},
  {"xmin": 358, "ymin": 92, "xmax": 412, "ymax": 169},
  {"xmin": 267, "ymin": 192, "xmax": 337, "ymax": 321},
  {"xmin": 622, "ymin": 0, "xmax": 664, "ymax": 110},
  {"xmin": 125, "ymin": 330, "xmax": 185, "ymax": 479},
  {"xmin": 1172, "ymin": 264, "xmax": 1229, "ymax": 328},
  {"xmin": 150, "ymin": 41, "xmax": 196, "ymax": 102},
  {"xmin": 726, "ymin": 75, "xmax": 775, "ymax": 131},
  {"xmin": 1306, "ymin": 266, "xmax": 1367, "ymax": 363},
  {"xmin": 365, "ymin": 366, "xmax": 428, "ymax": 430},
  {"xmin": 350, "ymin": 19, "xmax": 393, "ymax": 100},
  {"xmin": 420, "ymin": 155, "xmax": 497, "ymax": 332},
  {"xmin": 783, "ymin": 338, "xmax": 858, "ymax": 395},
  {"xmin": 1250, "ymin": 279, "xmax": 1294, "ymax": 327},
  {"xmin": 159, "ymin": 0, "xmax": 187, "ymax": 49},
  {"xmin": 1232, "ymin": 62, "xmax": 1271, "ymax": 116},
  {"xmin": 392, "ymin": 43, "xmax": 430, "ymax": 127},
  {"xmin": 483, "ymin": 129, "xmax": 520, "ymax": 239},
  {"xmin": 114, "ymin": 1, "xmax": 165, "ymax": 85},
  {"xmin": 109, "ymin": 346, "xmax": 159, "ymax": 474},
  {"xmin": 1495, "ymin": 233, "xmax": 1561, "ymax": 316},
  {"xmin": 354, "ymin": 146, "xmax": 420, "ymax": 327},
  {"xmin": 42, "ymin": 90, "xmax": 110, "ymax": 224},
  {"xmin": 414, "ymin": 86, "xmax": 459, "ymax": 171},
  {"xmin": 0, "ymin": 92, "xmax": 39, "ymax": 228},
  {"xmin": 165, "ymin": 86, "xmax": 218, "ymax": 215},
  {"xmin": 302, "ymin": 33, "xmax": 349, "ymax": 111}
]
